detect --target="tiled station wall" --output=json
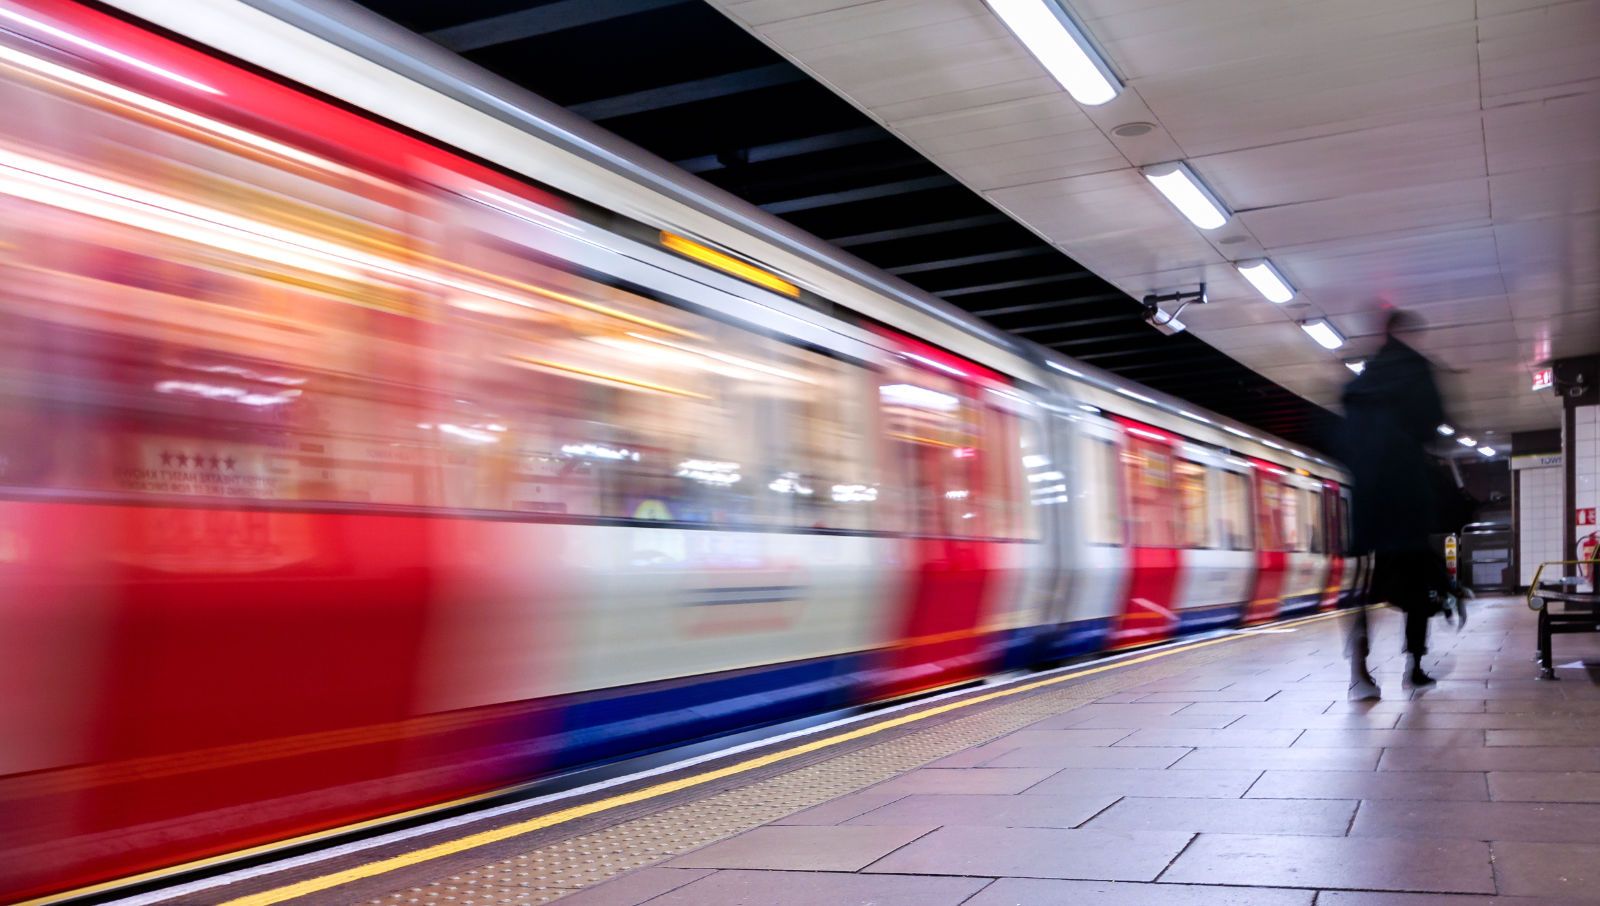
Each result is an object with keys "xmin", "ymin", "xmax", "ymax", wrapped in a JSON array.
[
  {"xmin": 1518, "ymin": 464, "xmax": 1565, "ymax": 586},
  {"xmin": 1578, "ymin": 406, "xmax": 1598, "ymax": 571}
]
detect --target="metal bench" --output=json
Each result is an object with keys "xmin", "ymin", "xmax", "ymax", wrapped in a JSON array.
[{"xmin": 1527, "ymin": 560, "xmax": 1600, "ymax": 680}]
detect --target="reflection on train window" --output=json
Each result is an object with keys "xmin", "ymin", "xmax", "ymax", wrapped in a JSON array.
[
  {"xmin": 1175, "ymin": 459, "xmax": 1210, "ymax": 548},
  {"xmin": 880, "ymin": 364, "xmax": 979, "ymax": 538},
  {"xmin": 1078, "ymin": 435, "xmax": 1122, "ymax": 545},
  {"xmin": 1218, "ymin": 469, "xmax": 1254, "ymax": 550},
  {"xmin": 1302, "ymin": 488, "xmax": 1325, "ymax": 553},
  {"xmin": 1256, "ymin": 477, "xmax": 1285, "ymax": 552},
  {"xmin": 1123, "ymin": 437, "xmax": 1176, "ymax": 548}
]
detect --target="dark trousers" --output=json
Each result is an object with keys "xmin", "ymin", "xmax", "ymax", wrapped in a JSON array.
[{"xmin": 1350, "ymin": 551, "xmax": 1434, "ymax": 668}]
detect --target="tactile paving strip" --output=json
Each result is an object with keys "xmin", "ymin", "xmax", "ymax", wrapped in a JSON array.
[{"xmin": 365, "ymin": 635, "xmax": 1275, "ymax": 905}]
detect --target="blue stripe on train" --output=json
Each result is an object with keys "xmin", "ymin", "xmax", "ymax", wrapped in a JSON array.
[
  {"xmin": 1176, "ymin": 602, "xmax": 1245, "ymax": 634},
  {"xmin": 1278, "ymin": 593, "xmax": 1323, "ymax": 617},
  {"xmin": 546, "ymin": 654, "xmax": 867, "ymax": 771}
]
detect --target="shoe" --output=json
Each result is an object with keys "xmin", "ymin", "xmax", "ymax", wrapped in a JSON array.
[
  {"xmin": 1349, "ymin": 676, "xmax": 1381, "ymax": 701},
  {"xmin": 1404, "ymin": 657, "xmax": 1437, "ymax": 689}
]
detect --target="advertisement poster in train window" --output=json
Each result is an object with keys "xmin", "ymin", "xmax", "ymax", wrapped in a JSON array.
[
  {"xmin": 1124, "ymin": 437, "xmax": 1176, "ymax": 548},
  {"xmin": 1078, "ymin": 434, "xmax": 1122, "ymax": 545},
  {"xmin": 1174, "ymin": 458, "xmax": 1210, "ymax": 548},
  {"xmin": 1218, "ymin": 469, "xmax": 1253, "ymax": 550}
]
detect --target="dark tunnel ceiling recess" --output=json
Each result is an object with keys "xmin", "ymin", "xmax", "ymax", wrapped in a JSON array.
[{"xmin": 358, "ymin": 0, "xmax": 1339, "ymax": 452}]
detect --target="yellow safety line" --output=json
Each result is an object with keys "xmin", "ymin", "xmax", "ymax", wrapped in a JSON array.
[{"xmin": 201, "ymin": 608, "xmax": 1351, "ymax": 905}]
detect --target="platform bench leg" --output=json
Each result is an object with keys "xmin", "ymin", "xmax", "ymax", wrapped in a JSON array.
[{"xmin": 1538, "ymin": 606, "xmax": 1558, "ymax": 681}]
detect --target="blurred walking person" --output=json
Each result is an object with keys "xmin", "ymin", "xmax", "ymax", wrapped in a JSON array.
[{"xmin": 1342, "ymin": 308, "xmax": 1447, "ymax": 698}]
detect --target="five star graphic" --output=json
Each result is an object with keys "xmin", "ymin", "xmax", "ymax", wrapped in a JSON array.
[{"xmin": 160, "ymin": 450, "xmax": 240, "ymax": 470}]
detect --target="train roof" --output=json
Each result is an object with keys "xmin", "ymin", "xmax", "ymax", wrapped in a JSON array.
[{"xmin": 104, "ymin": 0, "xmax": 1344, "ymax": 481}]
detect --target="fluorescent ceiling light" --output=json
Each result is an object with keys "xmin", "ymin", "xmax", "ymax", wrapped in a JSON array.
[
  {"xmin": 1236, "ymin": 259, "xmax": 1294, "ymax": 303},
  {"xmin": 1457, "ymin": 436, "xmax": 1476, "ymax": 446},
  {"xmin": 1142, "ymin": 162, "xmax": 1229, "ymax": 230},
  {"xmin": 988, "ymin": 0, "xmax": 1121, "ymax": 105},
  {"xmin": 1300, "ymin": 319, "xmax": 1345, "ymax": 350},
  {"xmin": 1345, "ymin": 360, "xmax": 1366, "ymax": 375},
  {"xmin": 1477, "ymin": 446, "xmax": 1496, "ymax": 457},
  {"xmin": 1437, "ymin": 424, "xmax": 1455, "ymax": 436}
]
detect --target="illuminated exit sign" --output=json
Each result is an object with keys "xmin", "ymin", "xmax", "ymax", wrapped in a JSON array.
[{"xmin": 1532, "ymin": 368, "xmax": 1553, "ymax": 391}]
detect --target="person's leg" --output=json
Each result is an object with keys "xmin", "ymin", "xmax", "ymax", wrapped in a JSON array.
[
  {"xmin": 1348, "ymin": 555, "xmax": 1380, "ymax": 699},
  {"xmin": 1398, "ymin": 553, "xmax": 1435, "ymax": 687}
]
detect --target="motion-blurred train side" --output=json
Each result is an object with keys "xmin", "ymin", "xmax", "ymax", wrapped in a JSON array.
[{"xmin": 0, "ymin": 1, "xmax": 1355, "ymax": 900}]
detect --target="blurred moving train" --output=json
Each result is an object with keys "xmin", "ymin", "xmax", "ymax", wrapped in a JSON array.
[{"xmin": 0, "ymin": 0, "xmax": 1357, "ymax": 899}]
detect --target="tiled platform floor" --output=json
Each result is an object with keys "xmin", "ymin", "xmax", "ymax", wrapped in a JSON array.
[{"xmin": 560, "ymin": 599, "xmax": 1600, "ymax": 904}]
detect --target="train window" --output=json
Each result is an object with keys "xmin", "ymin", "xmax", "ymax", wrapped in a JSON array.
[
  {"xmin": 880, "ymin": 363, "xmax": 980, "ymax": 537},
  {"xmin": 1123, "ymin": 437, "xmax": 1177, "ymax": 548},
  {"xmin": 1012, "ymin": 413, "xmax": 1045, "ymax": 541},
  {"xmin": 1255, "ymin": 477, "xmax": 1283, "ymax": 551},
  {"xmin": 1303, "ymin": 488, "xmax": 1325, "ymax": 553},
  {"xmin": 982, "ymin": 405, "xmax": 1035, "ymax": 539},
  {"xmin": 1175, "ymin": 459, "xmax": 1210, "ymax": 548},
  {"xmin": 1077, "ymin": 434, "xmax": 1122, "ymax": 545},
  {"xmin": 1218, "ymin": 470, "xmax": 1253, "ymax": 550},
  {"xmin": 1273, "ymin": 489, "xmax": 1299, "ymax": 553}
]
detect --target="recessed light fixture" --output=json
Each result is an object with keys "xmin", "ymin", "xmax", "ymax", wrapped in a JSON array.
[
  {"xmin": 988, "ymin": 0, "xmax": 1122, "ymax": 105},
  {"xmin": 1477, "ymin": 446, "xmax": 1496, "ymax": 457},
  {"xmin": 1142, "ymin": 161, "xmax": 1230, "ymax": 230},
  {"xmin": 1457, "ymin": 436, "xmax": 1476, "ymax": 447},
  {"xmin": 1235, "ymin": 259, "xmax": 1294, "ymax": 303},
  {"xmin": 1300, "ymin": 319, "xmax": 1345, "ymax": 350},
  {"xmin": 1437, "ymin": 424, "xmax": 1455, "ymax": 436},
  {"xmin": 1345, "ymin": 360, "xmax": 1366, "ymax": 374}
]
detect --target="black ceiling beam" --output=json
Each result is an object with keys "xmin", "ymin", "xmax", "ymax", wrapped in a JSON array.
[
  {"xmin": 1042, "ymin": 331, "xmax": 1163, "ymax": 347},
  {"xmin": 427, "ymin": 0, "xmax": 690, "ymax": 52},
  {"xmin": 885, "ymin": 247, "xmax": 1052, "ymax": 276},
  {"xmin": 571, "ymin": 63, "xmax": 806, "ymax": 120},
  {"xmin": 674, "ymin": 127, "xmax": 886, "ymax": 173},
  {"xmin": 759, "ymin": 174, "xmax": 955, "ymax": 214},
  {"xmin": 1015, "ymin": 315, "xmax": 1148, "ymax": 335},
  {"xmin": 970, "ymin": 293, "xmax": 1124, "ymax": 317},
  {"xmin": 827, "ymin": 214, "xmax": 1008, "ymax": 247},
  {"xmin": 935, "ymin": 271, "xmax": 1096, "ymax": 299}
]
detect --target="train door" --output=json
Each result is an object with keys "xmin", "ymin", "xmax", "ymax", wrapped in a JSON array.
[
  {"xmin": 1242, "ymin": 462, "xmax": 1287, "ymax": 624},
  {"xmin": 1280, "ymin": 473, "xmax": 1328, "ymax": 616},
  {"xmin": 870, "ymin": 332, "xmax": 1005, "ymax": 698},
  {"xmin": 1171, "ymin": 446, "xmax": 1256, "ymax": 633},
  {"xmin": 1051, "ymin": 409, "xmax": 1126, "ymax": 656},
  {"xmin": 1320, "ymin": 480, "xmax": 1345, "ymax": 610},
  {"xmin": 1337, "ymin": 484, "xmax": 1362, "ymax": 605},
  {"xmin": 1108, "ymin": 419, "xmax": 1182, "ymax": 648}
]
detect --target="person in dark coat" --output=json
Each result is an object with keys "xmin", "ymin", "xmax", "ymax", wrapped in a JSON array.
[{"xmin": 1342, "ymin": 308, "xmax": 1448, "ymax": 697}]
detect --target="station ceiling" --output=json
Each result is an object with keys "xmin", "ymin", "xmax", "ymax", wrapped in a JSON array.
[
  {"xmin": 355, "ymin": 0, "xmax": 1343, "ymax": 451},
  {"xmin": 703, "ymin": 0, "xmax": 1600, "ymax": 445}
]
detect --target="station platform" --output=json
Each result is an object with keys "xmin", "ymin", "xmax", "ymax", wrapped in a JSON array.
[{"xmin": 146, "ymin": 599, "xmax": 1600, "ymax": 906}]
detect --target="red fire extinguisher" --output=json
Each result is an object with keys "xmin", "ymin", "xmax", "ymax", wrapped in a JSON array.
[{"xmin": 1581, "ymin": 531, "xmax": 1599, "ymax": 581}]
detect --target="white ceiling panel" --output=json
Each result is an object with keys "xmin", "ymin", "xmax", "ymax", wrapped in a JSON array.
[
  {"xmin": 894, "ymin": 93, "xmax": 1123, "ymax": 190},
  {"xmin": 1238, "ymin": 178, "xmax": 1490, "ymax": 250},
  {"xmin": 711, "ymin": 0, "xmax": 1600, "ymax": 439},
  {"xmin": 1478, "ymin": 0, "xmax": 1600, "ymax": 105}
]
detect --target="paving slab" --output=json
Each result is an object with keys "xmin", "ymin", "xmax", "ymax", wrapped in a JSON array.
[
  {"xmin": 1246, "ymin": 769, "xmax": 1489, "ymax": 801},
  {"xmin": 843, "ymin": 792, "xmax": 1117, "ymax": 829},
  {"xmin": 982, "ymin": 744, "xmax": 1190, "ymax": 769},
  {"xmin": 1023, "ymin": 767, "xmax": 1262, "ymax": 799},
  {"xmin": 1084, "ymin": 795, "xmax": 1356, "ymax": 835},
  {"xmin": 1161, "ymin": 833, "xmax": 1495, "ymax": 893},
  {"xmin": 666, "ymin": 825, "xmax": 935, "ymax": 871},
  {"xmin": 1380, "ymin": 747, "xmax": 1600, "ymax": 773},
  {"xmin": 1172, "ymin": 746, "xmax": 1382, "ymax": 771},
  {"xmin": 863, "ymin": 767, "xmax": 1056, "ymax": 796},
  {"xmin": 1350, "ymin": 798, "xmax": 1600, "ymax": 842},
  {"xmin": 1489, "ymin": 771, "xmax": 1600, "ymax": 802},
  {"xmin": 1115, "ymin": 728, "xmax": 1304, "ymax": 748},
  {"xmin": 864, "ymin": 825, "xmax": 1193, "ymax": 881},
  {"xmin": 1493, "ymin": 841, "xmax": 1600, "ymax": 898},
  {"xmin": 645, "ymin": 870, "xmax": 989, "ymax": 905},
  {"xmin": 964, "ymin": 878, "xmax": 1314, "ymax": 905}
]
